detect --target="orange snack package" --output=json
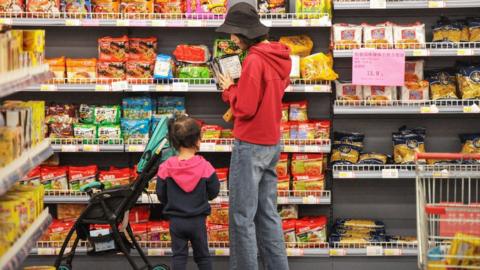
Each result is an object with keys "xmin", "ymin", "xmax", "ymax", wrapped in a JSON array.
[
  {"xmin": 208, "ymin": 203, "xmax": 229, "ymax": 225},
  {"xmin": 66, "ymin": 58, "xmax": 97, "ymax": 82},
  {"xmin": 46, "ymin": 57, "xmax": 66, "ymax": 81},
  {"xmin": 126, "ymin": 61, "xmax": 154, "ymax": 79},
  {"xmin": 92, "ymin": 0, "xmax": 119, "ymax": 13},
  {"xmin": 98, "ymin": 36, "xmax": 129, "ymax": 62},
  {"xmin": 97, "ymin": 61, "xmax": 126, "ymax": 80},
  {"xmin": 128, "ymin": 37, "xmax": 157, "ymax": 61},
  {"xmin": 154, "ymin": 0, "xmax": 185, "ymax": 13},
  {"xmin": 120, "ymin": 0, "xmax": 153, "ymax": 13}
]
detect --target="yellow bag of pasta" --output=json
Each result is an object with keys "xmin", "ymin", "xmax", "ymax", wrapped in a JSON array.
[
  {"xmin": 279, "ymin": 35, "xmax": 313, "ymax": 57},
  {"xmin": 300, "ymin": 53, "xmax": 338, "ymax": 81}
]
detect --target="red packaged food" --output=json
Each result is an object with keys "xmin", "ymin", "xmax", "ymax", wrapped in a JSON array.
[
  {"xmin": 280, "ymin": 123, "xmax": 290, "ymax": 140},
  {"xmin": 277, "ymin": 175, "xmax": 290, "ymax": 191},
  {"xmin": 215, "ymin": 168, "xmax": 228, "ymax": 191},
  {"xmin": 46, "ymin": 104, "xmax": 76, "ymax": 124},
  {"xmin": 99, "ymin": 168, "xmax": 131, "ymax": 189},
  {"xmin": 154, "ymin": 0, "xmax": 185, "ymax": 13},
  {"xmin": 21, "ymin": 166, "xmax": 42, "ymax": 185},
  {"xmin": 148, "ymin": 221, "xmax": 171, "ymax": 241},
  {"xmin": 276, "ymin": 153, "xmax": 289, "ymax": 178},
  {"xmin": 128, "ymin": 37, "xmax": 157, "ymax": 61},
  {"xmin": 208, "ymin": 203, "xmax": 229, "ymax": 225},
  {"xmin": 44, "ymin": 220, "xmax": 75, "ymax": 242},
  {"xmin": 26, "ymin": 0, "xmax": 60, "ymax": 13},
  {"xmin": 295, "ymin": 216, "xmax": 327, "ymax": 243},
  {"xmin": 207, "ymin": 224, "xmax": 229, "ymax": 242},
  {"xmin": 68, "ymin": 165, "xmax": 98, "ymax": 191},
  {"xmin": 173, "ymin": 44, "xmax": 210, "ymax": 64},
  {"xmin": 92, "ymin": 0, "xmax": 119, "ymax": 13},
  {"xmin": 312, "ymin": 120, "xmax": 330, "ymax": 139},
  {"xmin": 0, "ymin": 0, "xmax": 23, "ymax": 13},
  {"xmin": 289, "ymin": 101, "xmax": 308, "ymax": 122},
  {"xmin": 201, "ymin": 125, "xmax": 222, "ymax": 140},
  {"xmin": 57, "ymin": 204, "xmax": 86, "ymax": 221},
  {"xmin": 131, "ymin": 223, "xmax": 149, "ymax": 241},
  {"xmin": 129, "ymin": 206, "xmax": 150, "ymax": 223},
  {"xmin": 291, "ymin": 154, "xmax": 324, "ymax": 177},
  {"xmin": 120, "ymin": 0, "xmax": 153, "ymax": 14},
  {"xmin": 98, "ymin": 36, "xmax": 129, "ymax": 62},
  {"xmin": 48, "ymin": 123, "xmax": 73, "ymax": 138},
  {"xmin": 97, "ymin": 61, "xmax": 126, "ymax": 80},
  {"xmin": 281, "ymin": 103, "xmax": 289, "ymax": 123},
  {"xmin": 41, "ymin": 166, "xmax": 69, "ymax": 190},
  {"xmin": 283, "ymin": 219, "xmax": 297, "ymax": 244},
  {"xmin": 126, "ymin": 61, "xmax": 154, "ymax": 79}
]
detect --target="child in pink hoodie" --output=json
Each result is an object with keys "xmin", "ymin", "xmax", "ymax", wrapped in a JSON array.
[{"xmin": 156, "ymin": 115, "xmax": 220, "ymax": 270}]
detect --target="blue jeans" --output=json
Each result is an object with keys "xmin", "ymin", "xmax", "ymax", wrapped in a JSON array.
[{"xmin": 229, "ymin": 140, "xmax": 289, "ymax": 270}]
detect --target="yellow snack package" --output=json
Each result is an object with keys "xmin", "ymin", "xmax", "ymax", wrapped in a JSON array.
[
  {"xmin": 459, "ymin": 134, "xmax": 480, "ymax": 154},
  {"xmin": 300, "ymin": 53, "xmax": 338, "ymax": 81},
  {"xmin": 457, "ymin": 65, "xmax": 480, "ymax": 100},
  {"xmin": 447, "ymin": 233, "xmax": 480, "ymax": 267},
  {"xmin": 279, "ymin": 35, "xmax": 313, "ymax": 57}
]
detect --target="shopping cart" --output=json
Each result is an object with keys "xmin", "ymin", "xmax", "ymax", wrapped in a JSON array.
[
  {"xmin": 53, "ymin": 117, "xmax": 174, "ymax": 270},
  {"xmin": 416, "ymin": 153, "xmax": 480, "ymax": 270}
]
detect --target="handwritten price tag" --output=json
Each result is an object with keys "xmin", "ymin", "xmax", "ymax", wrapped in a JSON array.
[{"xmin": 352, "ymin": 49, "xmax": 405, "ymax": 86}]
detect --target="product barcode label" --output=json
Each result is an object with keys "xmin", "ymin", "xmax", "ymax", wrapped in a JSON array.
[
  {"xmin": 214, "ymin": 248, "xmax": 229, "ymax": 256},
  {"xmin": 61, "ymin": 145, "xmax": 78, "ymax": 152},
  {"xmin": 111, "ymin": 80, "xmax": 129, "ymax": 91},
  {"xmin": 116, "ymin": 19, "xmax": 130, "ymax": 26},
  {"xmin": 381, "ymin": 168, "xmax": 399, "ymax": 178},
  {"xmin": 200, "ymin": 143, "xmax": 216, "ymax": 152},
  {"xmin": 420, "ymin": 105, "xmax": 439, "ymax": 114},
  {"xmin": 291, "ymin": 20, "xmax": 307, "ymax": 27},
  {"xmin": 172, "ymin": 82, "xmax": 189, "ymax": 91},
  {"xmin": 329, "ymin": 249, "xmax": 346, "ymax": 256},
  {"xmin": 148, "ymin": 249, "xmax": 166, "ymax": 256},
  {"xmin": 428, "ymin": 0, "xmax": 446, "ymax": 8},
  {"xmin": 370, "ymin": 0, "xmax": 386, "ymax": 9},
  {"xmin": 384, "ymin": 248, "xmax": 402, "ymax": 256},
  {"xmin": 151, "ymin": 20, "xmax": 167, "ymax": 27},
  {"xmin": 366, "ymin": 246, "xmax": 383, "ymax": 256},
  {"xmin": 83, "ymin": 144, "xmax": 99, "ymax": 152},
  {"xmin": 40, "ymin": 84, "xmax": 57, "ymax": 91},
  {"xmin": 463, "ymin": 104, "xmax": 480, "ymax": 113},
  {"xmin": 65, "ymin": 19, "xmax": 81, "ymax": 26},
  {"xmin": 412, "ymin": 49, "xmax": 430, "ymax": 57},
  {"xmin": 286, "ymin": 248, "xmax": 304, "ymax": 256},
  {"xmin": 131, "ymin": 84, "xmax": 150, "ymax": 92},
  {"xmin": 457, "ymin": 49, "xmax": 474, "ymax": 56},
  {"xmin": 338, "ymin": 171, "xmax": 354, "ymax": 178}
]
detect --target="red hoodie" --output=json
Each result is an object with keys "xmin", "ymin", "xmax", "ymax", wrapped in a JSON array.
[{"xmin": 222, "ymin": 42, "xmax": 291, "ymax": 145}]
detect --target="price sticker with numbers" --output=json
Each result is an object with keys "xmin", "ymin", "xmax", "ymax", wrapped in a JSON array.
[
  {"xmin": 127, "ymin": 144, "xmax": 145, "ymax": 152},
  {"xmin": 287, "ymin": 248, "xmax": 305, "ymax": 256},
  {"xmin": 329, "ymin": 249, "xmax": 347, "ymax": 256},
  {"xmin": 214, "ymin": 248, "xmax": 230, "ymax": 256},
  {"xmin": 148, "ymin": 249, "xmax": 166, "ymax": 256},
  {"xmin": 40, "ymin": 84, "xmax": 57, "ymax": 91},
  {"xmin": 338, "ymin": 171, "xmax": 354, "ymax": 178},
  {"xmin": 384, "ymin": 248, "xmax": 402, "ymax": 256},
  {"xmin": 95, "ymin": 84, "xmax": 111, "ymax": 91},
  {"xmin": 457, "ymin": 49, "xmax": 474, "ymax": 56},
  {"xmin": 200, "ymin": 143, "xmax": 216, "ymax": 152},
  {"xmin": 428, "ymin": 0, "xmax": 446, "ymax": 8},
  {"xmin": 155, "ymin": 84, "xmax": 171, "ymax": 91},
  {"xmin": 172, "ymin": 82, "xmax": 189, "ymax": 91},
  {"xmin": 382, "ymin": 168, "xmax": 399, "ymax": 178},
  {"xmin": 65, "ymin": 19, "xmax": 81, "ymax": 26},
  {"xmin": 215, "ymin": 145, "xmax": 231, "ymax": 152},
  {"xmin": 83, "ymin": 145, "xmax": 99, "ymax": 152},
  {"xmin": 412, "ymin": 49, "xmax": 430, "ymax": 57},
  {"xmin": 61, "ymin": 145, "xmax": 78, "ymax": 152},
  {"xmin": 463, "ymin": 104, "xmax": 480, "ymax": 113},
  {"xmin": 420, "ymin": 105, "xmax": 439, "ymax": 114},
  {"xmin": 116, "ymin": 19, "xmax": 130, "ymax": 26},
  {"xmin": 111, "ymin": 80, "xmax": 129, "ymax": 91},
  {"xmin": 366, "ymin": 246, "xmax": 383, "ymax": 256},
  {"xmin": 370, "ymin": 0, "xmax": 386, "ymax": 9},
  {"xmin": 305, "ymin": 85, "xmax": 327, "ymax": 92}
]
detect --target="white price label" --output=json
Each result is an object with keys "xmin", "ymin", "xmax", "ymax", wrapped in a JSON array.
[
  {"xmin": 200, "ymin": 143, "xmax": 216, "ymax": 152},
  {"xmin": 305, "ymin": 85, "xmax": 327, "ymax": 92},
  {"xmin": 260, "ymin": 20, "xmax": 272, "ymax": 27},
  {"xmin": 81, "ymin": 19, "xmax": 99, "ymax": 26},
  {"xmin": 65, "ymin": 19, "xmax": 81, "ymax": 26},
  {"xmin": 0, "ymin": 18, "xmax": 13, "ymax": 25},
  {"xmin": 291, "ymin": 20, "xmax": 307, "ymax": 27},
  {"xmin": 428, "ymin": 0, "xmax": 446, "ymax": 8},
  {"xmin": 95, "ymin": 84, "xmax": 111, "ymax": 91},
  {"xmin": 214, "ymin": 248, "xmax": 230, "ymax": 256},
  {"xmin": 40, "ymin": 84, "xmax": 57, "ymax": 91},
  {"xmin": 463, "ymin": 104, "xmax": 480, "ymax": 113},
  {"xmin": 127, "ymin": 144, "xmax": 145, "ymax": 152},
  {"xmin": 329, "ymin": 249, "xmax": 346, "ymax": 256},
  {"xmin": 309, "ymin": 18, "xmax": 328, "ymax": 27},
  {"xmin": 83, "ymin": 144, "xmax": 99, "ymax": 152},
  {"xmin": 151, "ymin": 20, "xmax": 167, "ymax": 27},
  {"xmin": 366, "ymin": 246, "xmax": 383, "ymax": 256},
  {"xmin": 130, "ymin": 20, "xmax": 147, "ymax": 26},
  {"xmin": 37, "ymin": 248, "xmax": 57, "ymax": 255},
  {"xmin": 303, "ymin": 196, "xmax": 319, "ymax": 204},
  {"xmin": 412, "ymin": 49, "xmax": 430, "ymax": 57},
  {"xmin": 131, "ymin": 84, "xmax": 150, "ymax": 91},
  {"xmin": 61, "ymin": 145, "xmax": 78, "ymax": 152},
  {"xmin": 420, "ymin": 105, "xmax": 439, "ymax": 114},
  {"xmin": 155, "ymin": 84, "xmax": 171, "ymax": 91},
  {"xmin": 215, "ymin": 145, "xmax": 231, "ymax": 152},
  {"xmin": 286, "ymin": 248, "xmax": 305, "ymax": 256},
  {"xmin": 148, "ymin": 248, "xmax": 166, "ymax": 256},
  {"xmin": 384, "ymin": 248, "xmax": 403, "ymax": 256},
  {"xmin": 187, "ymin": 20, "xmax": 204, "ymax": 27},
  {"xmin": 111, "ymin": 80, "xmax": 129, "ymax": 91},
  {"xmin": 370, "ymin": 0, "xmax": 386, "ymax": 9},
  {"xmin": 457, "ymin": 49, "xmax": 474, "ymax": 56},
  {"xmin": 432, "ymin": 169, "xmax": 449, "ymax": 178},
  {"xmin": 277, "ymin": 197, "xmax": 289, "ymax": 204},
  {"xmin": 172, "ymin": 82, "xmax": 189, "ymax": 91},
  {"xmin": 283, "ymin": 145, "xmax": 298, "ymax": 152},
  {"xmin": 382, "ymin": 168, "xmax": 399, "ymax": 178},
  {"xmin": 338, "ymin": 171, "xmax": 354, "ymax": 178},
  {"xmin": 116, "ymin": 19, "xmax": 130, "ymax": 26}
]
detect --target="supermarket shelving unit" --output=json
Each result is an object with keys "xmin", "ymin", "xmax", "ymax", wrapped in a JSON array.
[
  {"xmin": 333, "ymin": 0, "xmax": 480, "ymax": 9},
  {"xmin": 333, "ymin": 100, "xmax": 480, "ymax": 114},
  {"xmin": 0, "ymin": 64, "xmax": 52, "ymax": 99}
]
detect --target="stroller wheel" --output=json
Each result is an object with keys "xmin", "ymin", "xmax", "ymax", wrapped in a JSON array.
[
  {"xmin": 58, "ymin": 265, "xmax": 71, "ymax": 270},
  {"xmin": 151, "ymin": 264, "xmax": 169, "ymax": 270}
]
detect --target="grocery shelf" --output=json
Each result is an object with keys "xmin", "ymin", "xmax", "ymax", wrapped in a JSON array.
[
  {"xmin": 0, "ymin": 64, "xmax": 52, "ymax": 99},
  {"xmin": 0, "ymin": 209, "xmax": 53, "ymax": 270},
  {"xmin": 27, "ymin": 78, "xmax": 332, "ymax": 93},
  {"xmin": 329, "ymin": 242, "xmax": 418, "ymax": 257},
  {"xmin": 199, "ymin": 138, "xmax": 332, "ymax": 153},
  {"xmin": 0, "ymin": 12, "xmax": 331, "ymax": 27},
  {"xmin": 0, "ymin": 140, "xmax": 53, "ymax": 196},
  {"xmin": 333, "ymin": 42, "xmax": 480, "ymax": 58},
  {"xmin": 334, "ymin": 100, "xmax": 480, "ymax": 115},
  {"xmin": 333, "ymin": 0, "xmax": 480, "ymax": 9},
  {"xmin": 51, "ymin": 138, "xmax": 125, "ymax": 152},
  {"xmin": 44, "ymin": 190, "xmax": 331, "ymax": 205}
]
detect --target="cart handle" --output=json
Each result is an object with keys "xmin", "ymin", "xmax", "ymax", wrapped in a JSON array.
[{"xmin": 415, "ymin": 152, "xmax": 480, "ymax": 161}]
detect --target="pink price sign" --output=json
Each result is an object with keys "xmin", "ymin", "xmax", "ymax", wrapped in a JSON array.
[{"xmin": 352, "ymin": 49, "xmax": 405, "ymax": 86}]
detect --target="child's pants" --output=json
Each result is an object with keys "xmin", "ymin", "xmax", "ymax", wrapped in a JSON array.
[{"xmin": 169, "ymin": 215, "xmax": 211, "ymax": 270}]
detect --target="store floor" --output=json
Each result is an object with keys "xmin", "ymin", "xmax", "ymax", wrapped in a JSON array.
[{"xmin": 24, "ymin": 256, "xmax": 418, "ymax": 270}]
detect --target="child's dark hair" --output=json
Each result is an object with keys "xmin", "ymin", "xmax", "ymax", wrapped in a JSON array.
[{"xmin": 168, "ymin": 115, "xmax": 201, "ymax": 150}]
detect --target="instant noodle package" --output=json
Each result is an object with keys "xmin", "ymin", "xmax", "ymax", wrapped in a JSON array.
[
  {"xmin": 208, "ymin": 224, "xmax": 229, "ymax": 242},
  {"xmin": 154, "ymin": 0, "xmax": 185, "ymax": 13},
  {"xmin": 66, "ymin": 58, "xmax": 97, "ymax": 82},
  {"xmin": 68, "ymin": 165, "xmax": 98, "ymax": 191},
  {"xmin": 282, "ymin": 216, "xmax": 328, "ymax": 244},
  {"xmin": 0, "ymin": 0, "xmax": 23, "ymax": 13},
  {"xmin": 120, "ymin": 0, "xmax": 153, "ymax": 13},
  {"xmin": 62, "ymin": 0, "xmax": 91, "ymax": 14},
  {"xmin": 258, "ymin": 0, "xmax": 286, "ymax": 14},
  {"xmin": 98, "ymin": 36, "xmax": 128, "ymax": 62},
  {"xmin": 185, "ymin": 0, "xmax": 226, "ymax": 16},
  {"xmin": 97, "ymin": 61, "xmax": 126, "ymax": 80},
  {"xmin": 99, "ymin": 167, "xmax": 131, "ymax": 189},
  {"xmin": 295, "ymin": 0, "xmax": 331, "ymax": 19},
  {"xmin": 92, "ymin": 0, "xmax": 119, "ymax": 13}
]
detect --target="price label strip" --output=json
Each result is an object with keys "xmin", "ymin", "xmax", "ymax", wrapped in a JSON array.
[
  {"xmin": 463, "ymin": 104, "xmax": 480, "ymax": 113},
  {"xmin": 305, "ymin": 85, "xmax": 328, "ymax": 92},
  {"xmin": 384, "ymin": 248, "xmax": 403, "ymax": 256},
  {"xmin": 200, "ymin": 143, "xmax": 216, "ymax": 152},
  {"xmin": 338, "ymin": 171, "xmax": 354, "ymax": 178},
  {"xmin": 302, "ymin": 196, "xmax": 319, "ymax": 204},
  {"xmin": 83, "ymin": 144, "xmax": 100, "ymax": 152},
  {"xmin": 366, "ymin": 246, "xmax": 383, "ymax": 256},
  {"xmin": 127, "ymin": 144, "xmax": 145, "ymax": 152},
  {"xmin": 381, "ymin": 168, "xmax": 399, "ymax": 178},
  {"xmin": 155, "ymin": 84, "xmax": 171, "ymax": 91},
  {"xmin": 370, "ymin": 0, "xmax": 386, "ymax": 9},
  {"xmin": 172, "ymin": 82, "xmax": 189, "ymax": 92},
  {"xmin": 151, "ymin": 20, "xmax": 167, "ymax": 27},
  {"xmin": 420, "ymin": 105, "xmax": 439, "ymax": 114},
  {"xmin": 291, "ymin": 20, "xmax": 307, "ymax": 27},
  {"xmin": 214, "ymin": 248, "xmax": 230, "ymax": 256},
  {"xmin": 412, "ymin": 49, "xmax": 430, "ymax": 57},
  {"xmin": 61, "ymin": 145, "xmax": 78, "ymax": 152},
  {"xmin": 329, "ymin": 249, "xmax": 347, "ymax": 256},
  {"xmin": 286, "ymin": 248, "xmax": 305, "ymax": 256},
  {"xmin": 283, "ymin": 145, "xmax": 298, "ymax": 152},
  {"xmin": 95, "ymin": 84, "xmax": 111, "ymax": 91},
  {"xmin": 457, "ymin": 49, "xmax": 474, "ymax": 56},
  {"xmin": 116, "ymin": 19, "xmax": 130, "ymax": 26},
  {"xmin": 428, "ymin": 0, "xmax": 446, "ymax": 8},
  {"xmin": 148, "ymin": 248, "xmax": 166, "ymax": 256},
  {"xmin": 40, "ymin": 84, "xmax": 57, "ymax": 91},
  {"xmin": 0, "ymin": 18, "xmax": 13, "ymax": 25},
  {"xmin": 65, "ymin": 19, "xmax": 81, "ymax": 26},
  {"xmin": 187, "ymin": 20, "xmax": 204, "ymax": 27},
  {"xmin": 260, "ymin": 20, "xmax": 273, "ymax": 27},
  {"xmin": 111, "ymin": 80, "xmax": 129, "ymax": 91},
  {"xmin": 277, "ymin": 196, "xmax": 289, "ymax": 204},
  {"xmin": 131, "ymin": 84, "xmax": 150, "ymax": 92}
]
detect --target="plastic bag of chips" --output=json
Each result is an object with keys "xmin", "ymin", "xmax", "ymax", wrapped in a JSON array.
[
  {"xmin": 300, "ymin": 53, "xmax": 338, "ymax": 81},
  {"xmin": 279, "ymin": 35, "xmax": 313, "ymax": 57}
]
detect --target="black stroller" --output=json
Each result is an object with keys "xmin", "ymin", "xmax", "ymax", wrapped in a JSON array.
[{"xmin": 54, "ymin": 117, "xmax": 173, "ymax": 270}]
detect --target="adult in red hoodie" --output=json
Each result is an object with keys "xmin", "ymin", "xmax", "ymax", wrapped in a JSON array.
[{"xmin": 216, "ymin": 3, "xmax": 291, "ymax": 270}]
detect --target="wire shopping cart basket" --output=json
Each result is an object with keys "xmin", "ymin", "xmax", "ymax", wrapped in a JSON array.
[{"xmin": 416, "ymin": 153, "xmax": 480, "ymax": 270}]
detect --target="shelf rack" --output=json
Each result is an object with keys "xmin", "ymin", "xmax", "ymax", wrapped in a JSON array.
[
  {"xmin": 0, "ymin": 140, "xmax": 53, "ymax": 196},
  {"xmin": 0, "ymin": 12, "xmax": 331, "ymax": 27},
  {"xmin": 333, "ymin": 0, "xmax": 480, "ymax": 9},
  {"xmin": 0, "ymin": 64, "xmax": 52, "ymax": 99},
  {"xmin": 0, "ymin": 209, "xmax": 53, "ymax": 270},
  {"xmin": 329, "ymin": 242, "xmax": 418, "ymax": 256}
]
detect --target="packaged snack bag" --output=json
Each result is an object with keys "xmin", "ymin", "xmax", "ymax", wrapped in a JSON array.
[
  {"xmin": 154, "ymin": 54, "xmax": 174, "ymax": 80},
  {"xmin": 66, "ymin": 58, "xmax": 97, "ymax": 82},
  {"xmin": 68, "ymin": 165, "xmax": 98, "ymax": 191},
  {"xmin": 99, "ymin": 167, "xmax": 131, "ymax": 189},
  {"xmin": 428, "ymin": 70, "xmax": 458, "ymax": 100},
  {"xmin": 432, "ymin": 17, "xmax": 463, "ymax": 43},
  {"xmin": 208, "ymin": 203, "xmax": 229, "ymax": 225},
  {"xmin": 122, "ymin": 97, "xmax": 153, "ymax": 120},
  {"xmin": 393, "ymin": 22, "xmax": 426, "ymax": 49},
  {"xmin": 157, "ymin": 96, "xmax": 185, "ymax": 115},
  {"xmin": 201, "ymin": 125, "xmax": 222, "ymax": 140},
  {"xmin": 392, "ymin": 127, "xmax": 426, "ymax": 164},
  {"xmin": 215, "ymin": 168, "xmax": 228, "ymax": 191},
  {"xmin": 281, "ymin": 104, "xmax": 289, "ymax": 123},
  {"xmin": 279, "ymin": 35, "xmax": 313, "ymax": 57},
  {"xmin": 41, "ymin": 166, "xmax": 69, "ymax": 190},
  {"xmin": 300, "ymin": 53, "xmax": 338, "ymax": 81},
  {"xmin": 363, "ymin": 22, "xmax": 394, "ymax": 49},
  {"xmin": 177, "ymin": 64, "xmax": 211, "ymax": 79},
  {"xmin": 213, "ymin": 39, "xmax": 245, "ymax": 60},
  {"xmin": 333, "ymin": 23, "xmax": 362, "ymax": 50},
  {"xmin": 331, "ymin": 131, "xmax": 364, "ymax": 165},
  {"xmin": 291, "ymin": 154, "xmax": 323, "ymax": 177},
  {"xmin": 296, "ymin": 216, "xmax": 327, "ymax": 243},
  {"xmin": 126, "ymin": 61, "xmax": 154, "ymax": 79},
  {"xmin": 173, "ymin": 44, "xmax": 210, "ymax": 64},
  {"xmin": 46, "ymin": 57, "xmax": 66, "ymax": 81},
  {"xmin": 405, "ymin": 60, "xmax": 424, "ymax": 82},
  {"xmin": 128, "ymin": 37, "xmax": 157, "ymax": 61},
  {"xmin": 79, "ymin": 104, "xmax": 95, "ymax": 124},
  {"xmin": 357, "ymin": 153, "xmax": 388, "ymax": 165},
  {"xmin": 278, "ymin": 205, "xmax": 298, "ymax": 220},
  {"xmin": 280, "ymin": 123, "xmax": 290, "ymax": 140},
  {"xmin": 121, "ymin": 119, "xmax": 150, "ymax": 141},
  {"xmin": 400, "ymin": 80, "xmax": 430, "ymax": 101},
  {"xmin": 468, "ymin": 18, "xmax": 480, "ymax": 42},
  {"xmin": 21, "ymin": 166, "xmax": 42, "ymax": 186},
  {"xmin": 48, "ymin": 123, "xmax": 74, "ymax": 138},
  {"xmin": 292, "ymin": 176, "xmax": 324, "ymax": 191},
  {"xmin": 120, "ymin": 0, "xmax": 153, "ymax": 13},
  {"xmin": 283, "ymin": 219, "xmax": 297, "ymax": 244},
  {"xmin": 148, "ymin": 221, "xmax": 171, "ymax": 241},
  {"xmin": 258, "ymin": 0, "xmax": 286, "ymax": 14},
  {"xmin": 296, "ymin": 0, "xmax": 331, "ymax": 19},
  {"xmin": 154, "ymin": 0, "xmax": 185, "ymax": 13},
  {"xmin": 129, "ymin": 206, "xmax": 150, "ymax": 223},
  {"xmin": 62, "ymin": 0, "xmax": 92, "ymax": 13},
  {"xmin": 207, "ymin": 224, "xmax": 229, "ymax": 242},
  {"xmin": 57, "ymin": 204, "xmax": 86, "ymax": 221},
  {"xmin": 98, "ymin": 36, "xmax": 129, "ymax": 62},
  {"xmin": 363, "ymin": 86, "xmax": 396, "ymax": 103},
  {"xmin": 290, "ymin": 55, "xmax": 300, "ymax": 79},
  {"xmin": 26, "ymin": 0, "xmax": 60, "ymax": 13},
  {"xmin": 98, "ymin": 124, "xmax": 122, "ymax": 140},
  {"xmin": 73, "ymin": 123, "xmax": 97, "ymax": 140},
  {"xmin": 459, "ymin": 134, "xmax": 480, "ymax": 155},
  {"xmin": 94, "ymin": 105, "xmax": 121, "ymax": 125},
  {"xmin": 46, "ymin": 220, "xmax": 75, "ymax": 241},
  {"xmin": 289, "ymin": 101, "xmax": 308, "ymax": 122},
  {"xmin": 185, "ymin": 0, "xmax": 226, "ymax": 15},
  {"xmin": 457, "ymin": 65, "xmax": 480, "ymax": 99},
  {"xmin": 277, "ymin": 175, "xmax": 290, "ymax": 191},
  {"xmin": 276, "ymin": 154, "xmax": 289, "ymax": 178},
  {"xmin": 335, "ymin": 81, "xmax": 362, "ymax": 103},
  {"xmin": 92, "ymin": 0, "xmax": 119, "ymax": 13},
  {"xmin": 447, "ymin": 233, "xmax": 480, "ymax": 267},
  {"xmin": 220, "ymin": 129, "xmax": 233, "ymax": 138},
  {"xmin": 289, "ymin": 122, "xmax": 299, "ymax": 140},
  {"xmin": 46, "ymin": 104, "xmax": 76, "ymax": 124},
  {"xmin": 97, "ymin": 61, "xmax": 126, "ymax": 80},
  {"xmin": 0, "ymin": 0, "xmax": 23, "ymax": 13},
  {"xmin": 312, "ymin": 120, "xmax": 330, "ymax": 139}
]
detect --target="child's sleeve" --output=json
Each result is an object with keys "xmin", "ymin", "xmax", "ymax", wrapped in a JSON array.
[
  {"xmin": 156, "ymin": 165, "xmax": 168, "ymax": 204},
  {"xmin": 206, "ymin": 172, "xmax": 220, "ymax": 200}
]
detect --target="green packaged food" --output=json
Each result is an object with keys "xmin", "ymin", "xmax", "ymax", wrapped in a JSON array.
[
  {"xmin": 177, "ymin": 64, "xmax": 212, "ymax": 80},
  {"xmin": 73, "ymin": 123, "xmax": 97, "ymax": 143},
  {"xmin": 98, "ymin": 124, "xmax": 122, "ymax": 142},
  {"xmin": 94, "ymin": 105, "xmax": 121, "ymax": 125},
  {"xmin": 213, "ymin": 39, "xmax": 246, "ymax": 61}
]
